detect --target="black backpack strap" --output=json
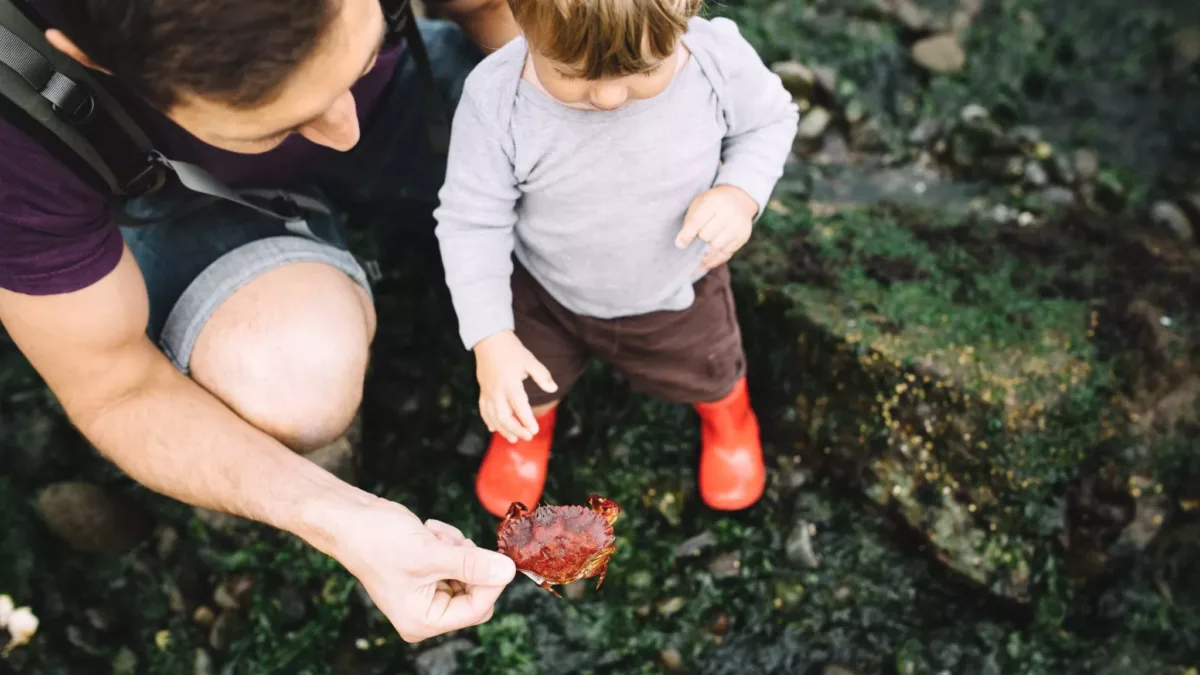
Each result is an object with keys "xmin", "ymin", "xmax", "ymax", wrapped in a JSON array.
[
  {"xmin": 0, "ymin": 0, "xmax": 164, "ymax": 197},
  {"xmin": 380, "ymin": 0, "xmax": 450, "ymax": 155}
]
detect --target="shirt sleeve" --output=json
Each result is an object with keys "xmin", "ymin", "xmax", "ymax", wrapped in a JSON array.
[
  {"xmin": 433, "ymin": 90, "xmax": 522, "ymax": 350},
  {"xmin": 0, "ymin": 118, "xmax": 122, "ymax": 296},
  {"xmin": 707, "ymin": 18, "xmax": 800, "ymax": 216}
]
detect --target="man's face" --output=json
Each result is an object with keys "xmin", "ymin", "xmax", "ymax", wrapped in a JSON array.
[{"xmin": 166, "ymin": 0, "xmax": 386, "ymax": 154}]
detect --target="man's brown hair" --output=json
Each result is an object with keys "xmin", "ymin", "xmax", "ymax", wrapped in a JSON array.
[
  {"xmin": 46, "ymin": 0, "xmax": 340, "ymax": 110},
  {"xmin": 509, "ymin": 0, "xmax": 702, "ymax": 79}
]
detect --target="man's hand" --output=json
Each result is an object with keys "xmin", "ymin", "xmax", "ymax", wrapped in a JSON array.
[
  {"xmin": 675, "ymin": 185, "xmax": 759, "ymax": 271},
  {"xmin": 318, "ymin": 495, "xmax": 516, "ymax": 643},
  {"xmin": 473, "ymin": 330, "xmax": 557, "ymax": 443}
]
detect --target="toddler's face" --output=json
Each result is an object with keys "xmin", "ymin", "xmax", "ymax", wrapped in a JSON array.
[{"xmin": 528, "ymin": 42, "xmax": 682, "ymax": 111}]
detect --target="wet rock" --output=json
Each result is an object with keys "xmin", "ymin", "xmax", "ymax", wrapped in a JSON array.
[
  {"xmin": 1073, "ymin": 149, "xmax": 1100, "ymax": 182},
  {"xmin": 414, "ymin": 638, "xmax": 472, "ymax": 675},
  {"xmin": 455, "ymin": 430, "xmax": 486, "ymax": 458},
  {"xmin": 656, "ymin": 596, "xmax": 686, "ymax": 616},
  {"xmin": 112, "ymin": 647, "xmax": 138, "ymax": 675},
  {"xmin": 156, "ymin": 526, "xmax": 180, "ymax": 560},
  {"xmin": 304, "ymin": 433, "xmax": 357, "ymax": 485},
  {"xmin": 706, "ymin": 552, "xmax": 742, "ymax": 579},
  {"xmin": 659, "ymin": 647, "xmax": 683, "ymax": 671},
  {"xmin": 1150, "ymin": 201, "xmax": 1194, "ymax": 242},
  {"xmin": 194, "ymin": 648, "xmax": 215, "ymax": 675},
  {"xmin": 1023, "ymin": 161, "xmax": 1049, "ymax": 188},
  {"xmin": 36, "ymin": 481, "xmax": 153, "ymax": 555},
  {"xmin": 771, "ymin": 61, "xmax": 815, "ymax": 100},
  {"xmin": 912, "ymin": 34, "xmax": 966, "ymax": 74},
  {"xmin": 785, "ymin": 521, "xmax": 821, "ymax": 568},
  {"xmin": 676, "ymin": 531, "xmax": 718, "ymax": 558}
]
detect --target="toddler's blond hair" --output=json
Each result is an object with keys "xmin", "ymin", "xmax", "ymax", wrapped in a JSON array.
[{"xmin": 509, "ymin": 0, "xmax": 702, "ymax": 79}]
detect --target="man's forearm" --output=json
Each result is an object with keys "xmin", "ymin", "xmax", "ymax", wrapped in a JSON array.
[{"xmin": 72, "ymin": 357, "xmax": 372, "ymax": 555}]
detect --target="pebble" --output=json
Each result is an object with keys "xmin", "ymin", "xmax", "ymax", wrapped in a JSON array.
[
  {"xmin": 85, "ymin": 608, "xmax": 113, "ymax": 632},
  {"xmin": 908, "ymin": 118, "xmax": 940, "ymax": 146},
  {"xmin": 112, "ymin": 647, "xmax": 138, "ymax": 675},
  {"xmin": 812, "ymin": 65, "xmax": 838, "ymax": 95},
  {"xmin": 1073, "ymin": 149, "xmax": 1100, "ymax": 182},
  {"xmin": 455, "ymin": 431, "xmax": 486, "ymax": 458},
  {"xmin": 656, "ymin": 596, "xmax": 686, "ymax": 616},
  {"xmin": 675, "ymin": 531, "xmax": 718, "ymax": 558},
  {"xmin": 1049, "ymin": 155, "xmax": 1077, "ymax": 185},
  {"xmin": 1023, "ymin": 161, "xmax": 1049, "ymax": 188},
  {"xmin": 157, "ymin": 526, "xmax": 180, "ymax": 560},
  {"xmin": 844, "ymin": 100, "xmax": 867, "ymax": 125},
  {"xmin": 797, "ymin": 107, "xmax": 833, "ymax": 140},
  {"xmin": 912, "ymin": 34, "xmax": 966, "ymax": 73},
  {"xmin": 960, "ymin": 103, "xmax": 988, "ymax": 123},
  {"xmin": 785, "ymin": 520, "xmax": 821, "ymax": 568},
  {"xmin": 193, "ymin": 606, "xmax": 215, "ymax": 626},
  {"xmin": 209, "ymin": 611, "xmax": 235, "ymax": 652},
  {"xmin": 564, "ymin": 582, "xmax": 586, "ymax": 600},
  {"xmin": 635, "ymin": 604, "xmax": 653, "ymax": 618},
  {"xmin": 707, "ymin": 552, "xmax": 743, "ymax": 579},
  {"xmin": 771, "ymin": 61, "xmax": 816, "ymax": 100},
  {"xmin": 659, "ymin": 647, "xmax": 683, "ymax": 671},
  {"xmin": 823, "ymin": 665, "xmax": 860, "ymax": 675},
  {"xmin": 194, "ymin": 648, "xmax": 215, "ymax": 675},
  {"xmin": 833, "ymin": 585, "xmax": 853, "ymax": 601},
  {"xmin": 1151, "ymin": 201, "xmax": 1194, "ymax": 242},
  {"xmin": 414, "ymin": 638, "xmax": 473, "ymax": 675},
  {"xmin": 627, "ymin": 569, "xmax": 654, "ymax": 589}
]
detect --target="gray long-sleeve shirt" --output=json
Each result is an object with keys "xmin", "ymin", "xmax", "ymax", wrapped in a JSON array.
[{"xmin": 434, "ymin": 17, "xmax": 799, "ymax": 350}]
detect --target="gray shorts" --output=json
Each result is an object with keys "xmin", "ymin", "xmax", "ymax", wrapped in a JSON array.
[{"xmin": 120, "ymin": 19, "xmax": 478, "ymax": 373}]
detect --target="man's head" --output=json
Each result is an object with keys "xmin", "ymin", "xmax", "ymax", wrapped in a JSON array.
[
  {"xmin": 45, "ymin": 0, "xmax": 386, "ymax": 153},
  {"xmin": 510, "ymin": 0, "xmax": 701, "ymax": 111}
]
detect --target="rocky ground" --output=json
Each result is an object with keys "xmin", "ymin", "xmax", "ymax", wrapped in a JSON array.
[{"xmin": 3, "ymin": 0, "xmax": 1200, "ymax": 673}]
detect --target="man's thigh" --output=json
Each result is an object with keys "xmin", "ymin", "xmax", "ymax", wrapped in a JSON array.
[{"xmin": 316, "ymin": 18, "xmax": 483, "ymax": 218}]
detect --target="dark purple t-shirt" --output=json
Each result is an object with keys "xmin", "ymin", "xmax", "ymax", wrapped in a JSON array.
[{"xmin": 0, "ymin": 45, "xmax": 402, "ymax": 295}]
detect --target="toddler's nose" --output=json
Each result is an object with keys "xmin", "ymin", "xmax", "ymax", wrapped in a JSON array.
[{"xmin": 589, "ymin": 84, "xmax": 628, "ymax": 111}]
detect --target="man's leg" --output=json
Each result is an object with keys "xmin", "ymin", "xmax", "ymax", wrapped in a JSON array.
[{"xmin": 121, "ymin": 192, "xmax": 374, "ymax": 452}]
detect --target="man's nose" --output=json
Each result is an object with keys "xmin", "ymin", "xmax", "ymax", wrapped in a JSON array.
[{"xmin": 298, "ymin": 91, "xmax": 361, "ymax": 151}]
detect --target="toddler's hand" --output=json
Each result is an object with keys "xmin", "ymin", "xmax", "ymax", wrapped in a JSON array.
[
  {"xmin": 473, "ymin": 330, "xmax": 558, "ymax": 443},
  {"xmin": 676, "ymin": 185, "xmax": 759, "ymax": 271}
]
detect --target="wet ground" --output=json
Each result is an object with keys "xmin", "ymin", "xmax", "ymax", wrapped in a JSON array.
[{"xmin": 3, "ymin": 0, "xmax": 1200, "ymax": 673}]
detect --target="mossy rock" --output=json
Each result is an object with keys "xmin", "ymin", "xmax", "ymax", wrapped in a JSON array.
[{"xmin": 37, "ymin": 481, "xmax": 153, "ymax": 555}]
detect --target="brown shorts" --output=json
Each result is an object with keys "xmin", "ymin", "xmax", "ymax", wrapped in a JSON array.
[{"xmin": 513, "ymin": 263, "xmax": 747, "ymax": 406}]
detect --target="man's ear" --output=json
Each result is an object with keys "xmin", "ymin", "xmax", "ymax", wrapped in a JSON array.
[{"xmin": 44, "ymin": 29, "xmax": 111, "ymax": 74}]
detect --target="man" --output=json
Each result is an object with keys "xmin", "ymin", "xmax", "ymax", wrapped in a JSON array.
[{"xmin": 0, "ymin": 0, "xmax": 521, "ymax": 643}]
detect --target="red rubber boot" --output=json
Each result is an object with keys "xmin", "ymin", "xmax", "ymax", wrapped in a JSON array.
[
  {"xmin": 475, "ymin": 407, "xmax": 558, "ymax": 518},
  {"xmin": 693, "ymin": 377, "xmax": 766, "ymax": 511}
]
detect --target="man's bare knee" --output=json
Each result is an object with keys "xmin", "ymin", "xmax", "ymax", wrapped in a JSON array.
[{"xmin": 189, "ymin": 261, "xmax": 375, "ymax": 450}]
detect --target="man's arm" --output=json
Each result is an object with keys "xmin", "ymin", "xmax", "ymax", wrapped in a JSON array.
[
  {"xmin": 434, "ymin": 0, "xmax": 520, "ymax": 53},
  {"xmin": 0, "ymin": 247, "xmax": 515, "ymax": 641}
]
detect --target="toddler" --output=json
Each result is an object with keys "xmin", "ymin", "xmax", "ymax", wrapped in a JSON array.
[{"xmin": 434, "ymin": 0, "xmax": 798, "ymax": 517}]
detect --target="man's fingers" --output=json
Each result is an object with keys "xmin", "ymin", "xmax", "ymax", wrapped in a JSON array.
[
  {"xmin": 525, "ymin": 358, "xmax": 558, "ymax": 396},
  {"xmin": 429, "ymin": 582, "xmax": 507, "ymax": 634},
  {"xmin": 425, "ymin": 519, "xmax": 468, "ymax": 545},
  {"xmin": 431, "ymin": 543, "xmax": 517, "ymax": 586},
  {"xmin": 676, "ymin": 201, "xmax": 714, "ymax": 248}
]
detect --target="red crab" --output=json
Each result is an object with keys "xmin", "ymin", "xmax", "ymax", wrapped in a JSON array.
[{"xmin": 496, "ymin": 494, "xmax": 621, "ymax": 598}]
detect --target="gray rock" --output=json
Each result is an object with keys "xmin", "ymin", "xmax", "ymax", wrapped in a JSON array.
[
  {"xmin": 890, "ymin": 0, "xmax": 930, "ymax": 31},
  {"xmin": 194, "ymin": 648, "xmax": 215, "ymax": 675},
  {"xmin": 1033, "ymin": 187, "xmax": 1077, "ymax": 210},
  {"xmin": 656, "ymin": 596, "xmax": 686, "ymax": 616},
  {"xmin": 36, "ymin": 481, "xmax": 153, "ymax": 555},
  {"xmin": 209, "ymin": 611, "xmax": 236, "ymax": 652},
  {"xmin": 785, "ymin": 521, "xmax": 821, "ymax": 568},
  {"xmin": 959, "ymin": 104, "xmax": 988, "ymax": 124},
  {"xmin": 1151, "ymin": 201, "xmax": 1194, "ymax": 242},
  {"xmin": 156, "ymin": 526, "xmax": 180, "ymax": 560},
  {"xmin": 707, "ymin": 552, "xmax": 742, "ymax": 579},
  {"xmin": 414, "ymin": 638, "xmax": 473, "ymax": 675},
  {"xmin": 85, "ymin": 608, "xmax": 113, "ymax": 632},
  {"xmin": 1073, "ymin": 149, "xmax": 1100, "ymax": 182},
  {"xmin": 912, "ymin": 34, "xmax": 966, "ymax": 74},
  {"xmin": 1023, "ymin": 161, "xmax": 1049, "ymax": 188},
  {"xmin": 676, "ymin": 531, "xmax": 718, "ymax": 558},
  {"xmin": 812, "ymin": 65, "xmax": 838, "ymax": 96},
  {"xmin": 908, "ymin": 118, "xmax": 940, "ymax": 146},
  {"xmin": 1049, "ymin": 154, "xmax": 1077, "ymax": 185},
  {"xmin": 822, "ymin": 665, "xmax": 859, "ymax": 675},
  {"xmin": 844, "ymin": 100, "xmax": 868, "ymax": 126},
  {"xmin": 771, "ymin": 61, "xmax": 816, "ymax": 100},
  {"xmin": 455, "ymin": 430, "xmax": 486, "ymax": 458},
  {"xmin": 797, "ymin": 107, "xmax": 833, "ymax": 141}
]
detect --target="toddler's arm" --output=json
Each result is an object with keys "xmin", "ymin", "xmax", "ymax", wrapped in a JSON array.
[
  {"xmin": 708, "ymin": 19, "xmax": 800, "ymax": 217},
  {"xmin": 433, "ymin": 94, "xmax": 521, "ymax": 351}
]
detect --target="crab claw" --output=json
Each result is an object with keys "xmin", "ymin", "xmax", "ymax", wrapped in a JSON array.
[
  {"xmin": 587, "ymin": 494, "xmax": 621, "ymax": 525},
  {"xmin": 505, "ymin": 502, "xmax": 529, "ymax": 520}
]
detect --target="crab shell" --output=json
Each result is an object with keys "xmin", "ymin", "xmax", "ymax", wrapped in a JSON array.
[{"xmin": 496, "ymin": 494, "xmax": 621, "ymax": 598}]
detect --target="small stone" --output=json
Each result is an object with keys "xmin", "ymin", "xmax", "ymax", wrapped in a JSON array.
[
  {"xmin": 659, "ymin": 647, "xmax": 683, "ymax": 671},
  {"xmin": 455, "ymin": 431, "xmax": 486, "ymax": 458},
  {"xmin": 833, "ymin": 585, "xmax": 853, "ymax": 601},
  {"xmin": 812, "ymin": 65, "xmax": 838, "ymax": 95},
  {"xmin": 785, "ymin": 520, "xmax": 821, "ymax": 568},
  {"xmin": 912, "ymin": 34, "xmax": 966, "ymax": 74},
  {"xmin": 36, "ymin": 481, "xmax": 153, "ymax": 555},
  {"xmin": 960, "ymin": 104, "xmax": 988, "ymax": 124},
  {"xmin": 797, "ymin": 107, "xmax": 833, "ymax": 141},
  {"xmin": 85, "ymin": 607, "xmax": 113, "ymax": 632},
  {"xmin": 165, "ymin": 581, "xmax": 186, "ymax": 615},
  {"xmin": 889, "ymin": 0, "xmax": 930, "ymax": 31},
  {"xmin": 771, "ymin": 61, "xmax": 816, "ymax": 100},
  {"xmin": 1049, "ymin": 154, "xmax": 1077, "ymax": 185},
  {"xmin": 564, "ymin": 582, "xmax": 586, "ymax": 600},
  {"xmin": 213, "ymin": 573, "xmax": 254, "ymax": 611},
  {"xmin": 823, "ymin": 665, "xmax": 860, "ymax": 675},
  {"xmin": 213, "ymin": 585, "xmax": 239, "ymax": 612},
  {"xmin": 1173, "ymin": 28, "xmax": 1200, "ymax": 68},
  {"xmin": 1151, "ymin": 201, "xmax": 1194, "ymax": 242},
  {"xmin": 844, "ymin": 100, "xmax": 867, "ymax": 125},
  {"xmin": 1023, "ymin": 161, "xmax": 1049, "ymax": 188},
  {"xmin": 209, "ymin": 611, "xmax": 235, "ymax": 652},
  {"xmin": 112, "ymin": 647, "xmax": 138, "ymax": 675},
  {"xmin": 627, "ymin": 569, "xmax": 654, "ymax": 589},
  {"xmin": 1034, "ymin": 187, "xmax": 1076, "ymax": 211},
  {"xmin": 194, "ymin": 648, "xmax": 215, "ymax": 675},
  {"xmin": 1073, "ymin": 149, "xmax": 1099, "ymax": 182},
  {"xmin": 656, "ymin": 596, "xmax": 686, "ymax": 616},
  {"xmin": 193, "ymin": 606, "xmax": 215, "ymax": 626},
  {"xmin": 414, "ymin": 638, "xmax": 473, "ymax": 675},
  {"xmin": 156, "ymin": 526, "xmax": 180, "ymax": 560},
  {"xmin": 676, "ymin": 531, "xmax": 718, "ymax": 558},
  {"xmin": 707, "ymin": 552, "xmax": 742, "ymax": 579},
  {"xmin": 635, "ymin": 604, "xmax": 653, "ymax": 618},
  {"xmin": 908, "ymin": 118, "xmax": 940, "ymax": 146}
]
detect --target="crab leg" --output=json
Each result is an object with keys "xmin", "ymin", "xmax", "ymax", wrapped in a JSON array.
[{"xmin": 590, "ymin": 545, "xmax": 618, "ymax": 590}]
